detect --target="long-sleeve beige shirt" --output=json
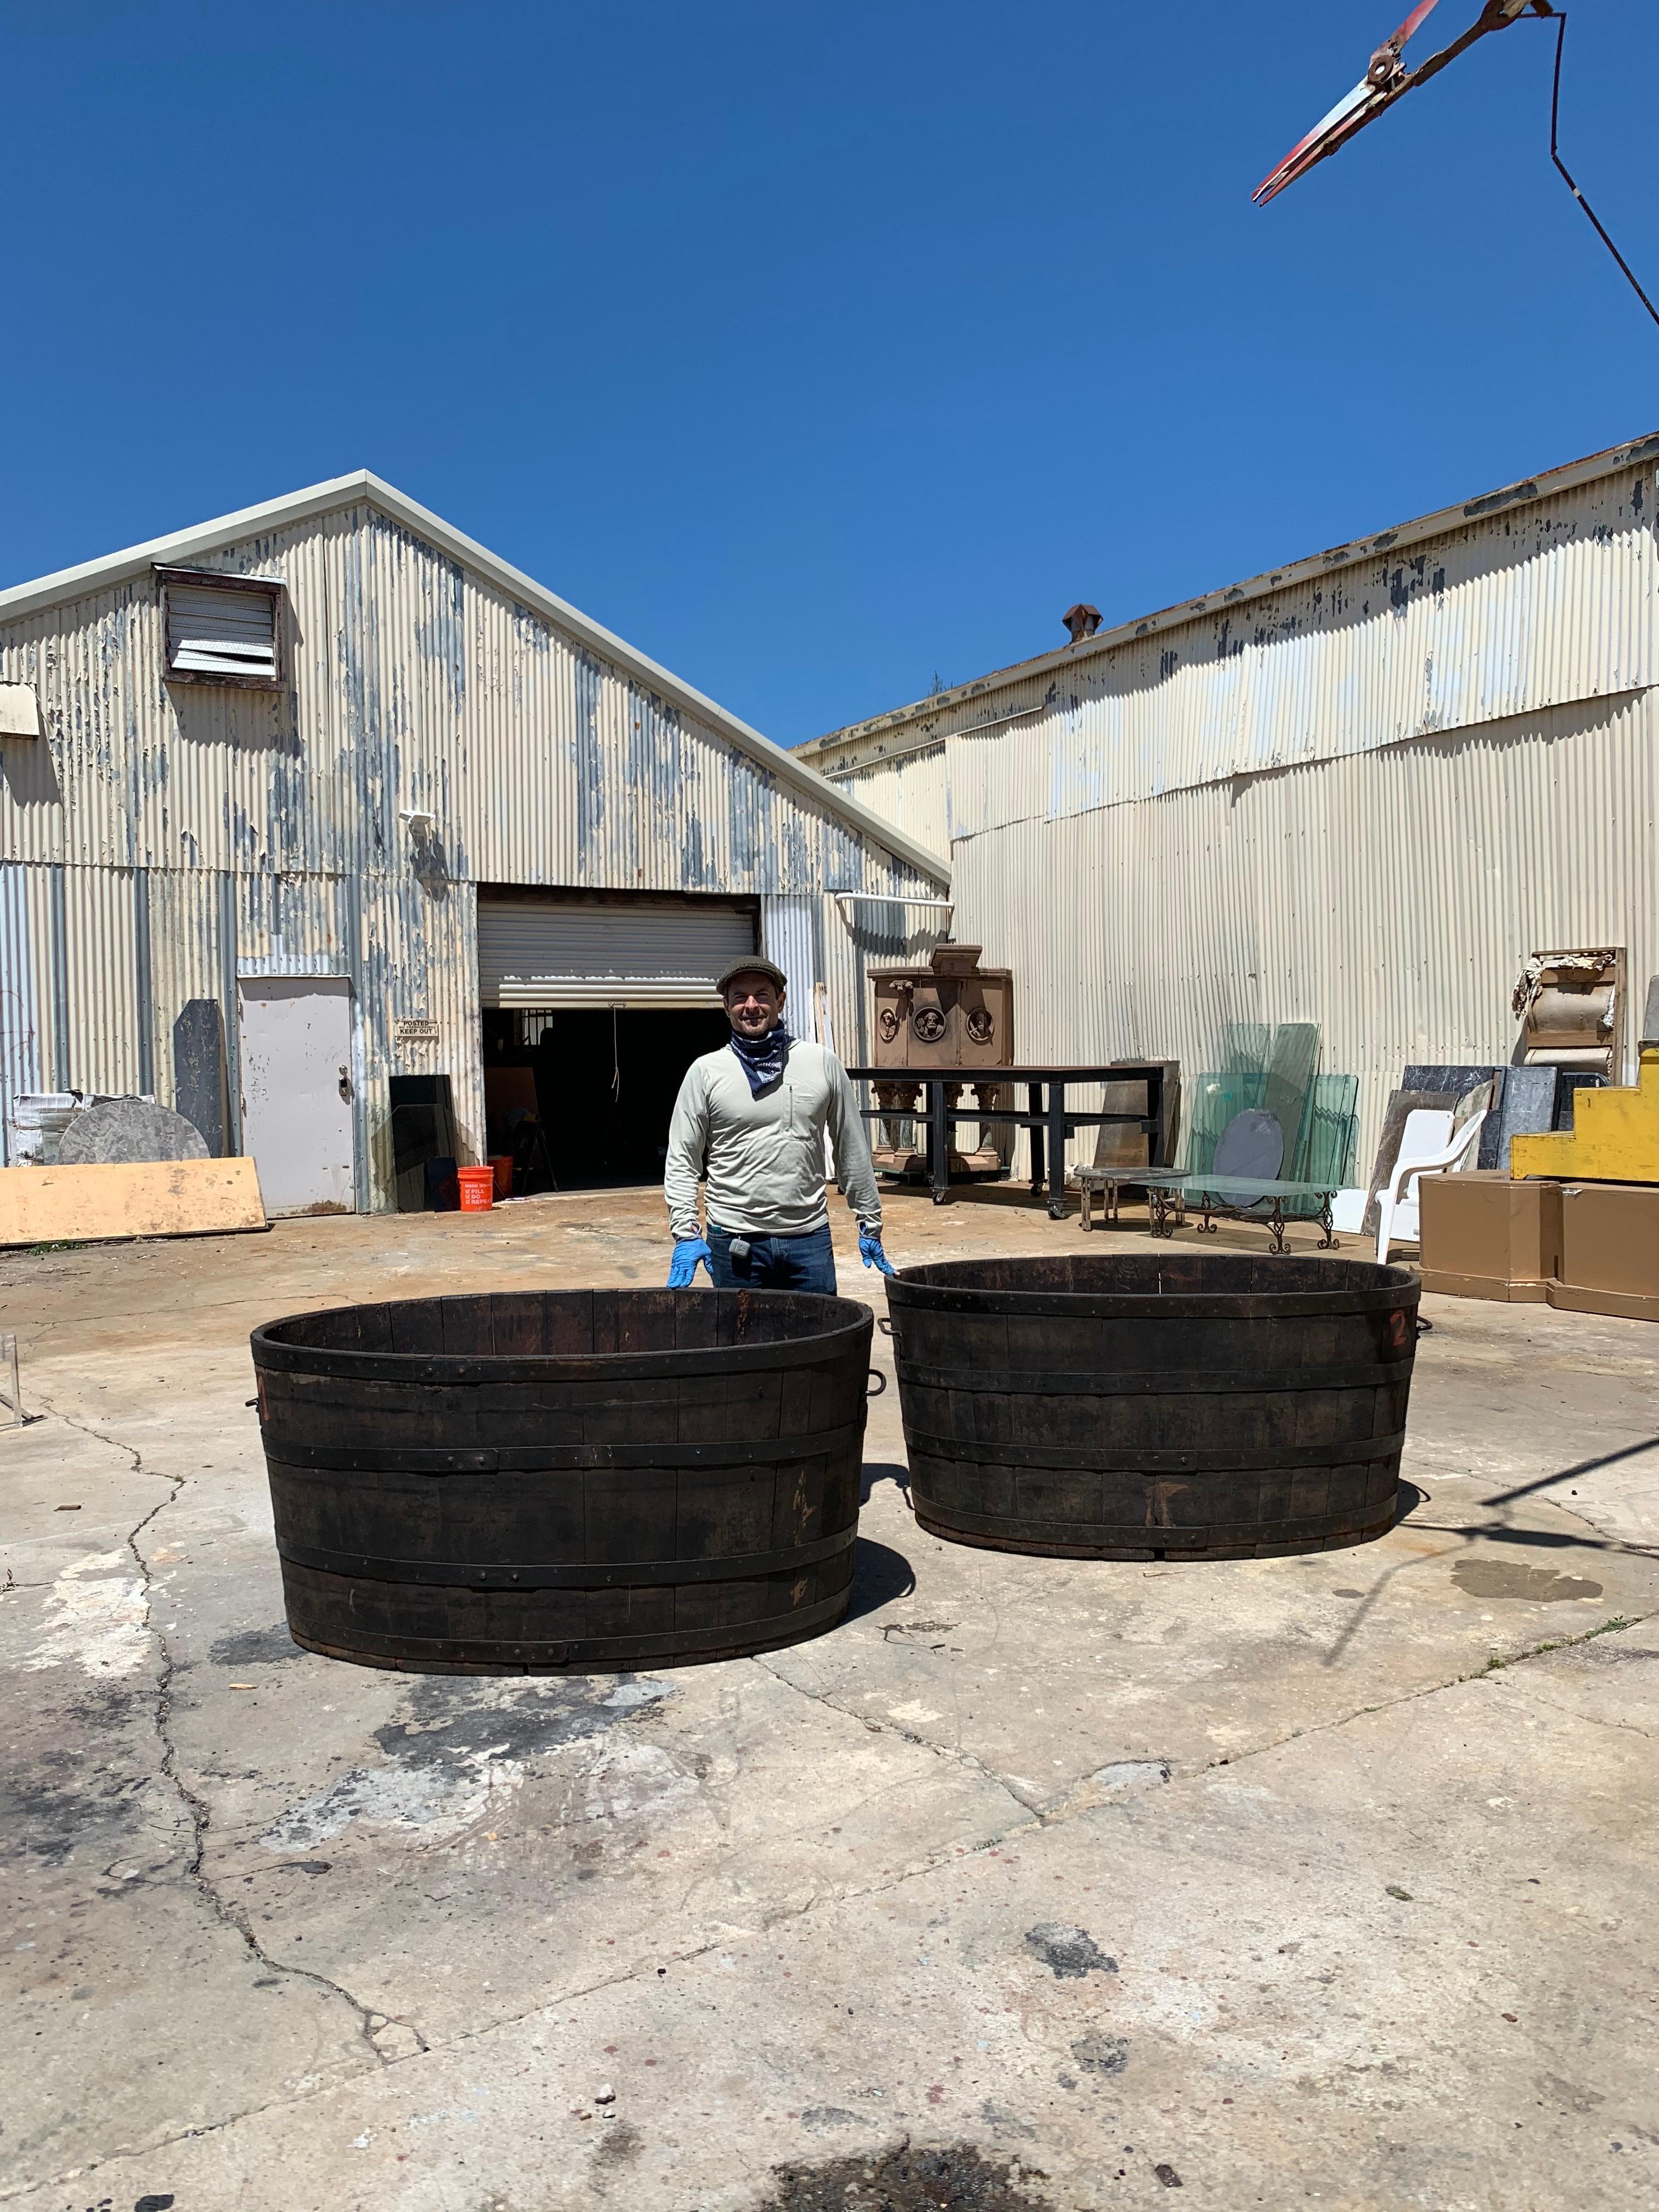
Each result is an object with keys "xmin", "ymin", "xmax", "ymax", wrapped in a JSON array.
[{"xmin": 663, "ymin": 1038, "xmax": 883, "ymax": 1242}]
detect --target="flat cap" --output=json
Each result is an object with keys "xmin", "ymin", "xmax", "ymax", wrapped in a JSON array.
[{"xmin": 715, "ymin": 956, "xmax": 788, "ymax": 996}]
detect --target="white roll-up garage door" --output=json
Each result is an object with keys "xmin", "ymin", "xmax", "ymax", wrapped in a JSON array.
[{"xmin": 477, "ymin": 898, "xmax": 758, "ymax": 1011}]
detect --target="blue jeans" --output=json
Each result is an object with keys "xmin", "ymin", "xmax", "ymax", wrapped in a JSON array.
[{"xmin": 708, "ymin": 1223, "xmax": 838, "ymax": 1294}]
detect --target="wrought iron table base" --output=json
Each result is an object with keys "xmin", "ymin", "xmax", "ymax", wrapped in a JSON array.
[{"xmin": 1146, "ymin": 1182, "xmax": 1338, "ymax": 1256}]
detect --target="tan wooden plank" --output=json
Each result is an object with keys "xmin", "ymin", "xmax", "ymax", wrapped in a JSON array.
[{"xmin": 0, "ymin": 1158, "xmax": 267, "ymax": 1246}]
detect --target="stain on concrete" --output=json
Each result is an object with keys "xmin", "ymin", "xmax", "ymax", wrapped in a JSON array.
[
  {"xmin": 979, "ymin": 2100, "xmax": 1037, "ymax": 2139},
  {"xmin": 800, "ymin": 2107, "xmax": 860, "ymax": 2131},
  {"xmin": 258, "ymin": 1674, "xmax": 673, "ymax": 1852},
  {"xmin": 591, "ymin": 2117, "xmax": 644, "ymax": 2169},
  {"xmin": 371, "ymin": 1673, "xmax": 667, "ymax": 1769},
  {"xmin": 757, "ymin": 2143, "xmax": 1051, "ymax": 2210},
  {"xmin": 1023, "ymin": 1924, "xmax": 1116, "ymax": 1979},
  {"xmin": 1539, "ymin": 2072, "xmax": 1607, "ymax": 2113},
  {"xmin": 209, "ymin": 1622, "xmax": 301, "ymax": 1668},
  {"xmin": 1071, "ymin": 2031, "xmax": 1129, "ymax": 2076},
  {"xmin": 1452, "ymin": 1561, "xmax": 1604, "ymax": 1604},
  {"xmin": 1085, "ymin": 1760, "xmax": 1171, "ymax": 1795},
  {"xmin": 22, "ymin": 1551, "xmax": 150, "ymax": 1679},
  {"xmin": 3, "ymin": 1688, "xmax": 153, "ymax": 1866}
]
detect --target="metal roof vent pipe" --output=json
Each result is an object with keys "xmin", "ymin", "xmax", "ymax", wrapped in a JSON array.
[{"xmin": 1063, "ymin": 603, "xmax": 1102, "ymax": 644}]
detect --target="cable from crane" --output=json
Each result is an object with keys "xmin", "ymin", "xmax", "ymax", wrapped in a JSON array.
[{"xmin": 1543, "ymin": 12, "xmax": 1659, "ymax": 332}]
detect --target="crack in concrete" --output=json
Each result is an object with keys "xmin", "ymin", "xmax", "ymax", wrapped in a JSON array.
[
  {"xmin": 11, "ymin": 1399, "xmax": 1650, "ymax": 2203},
  {"xmin": 751, "ymin": 1654, "xmax": 1045, "ymax": 1821},
  {"xmin": 1499, "ymin": 1681, "xmax": 1652, "ymax": 1740},
  {"xmin": 12, "ymin": 1605, "xmax": 1652, "ymax": 2204},
  {"xmin": 26, "ymin": 1396, "xmax": 414, "ymax": 2078},
  {"xmin": 8, "ymin": 1788, "xmax": 1047, "ymax": 2204},
  {"xmin": 172, "ymin": 1608, "xmax": 1645, "ymax": 2104},
  {"xmin": 756, "ymin": 1587, "xmax": 1656, "ymax": 1823},
  {"xmin": 1200, "ymin": 1610, "xmax": 1654, "ymax": 1788}
]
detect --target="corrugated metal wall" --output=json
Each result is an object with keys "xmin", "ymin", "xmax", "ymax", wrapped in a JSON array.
[
  {"xmin": 955, "ymin": 689, "xmax": 1658, "ymax": 1172},
  {"xmin": 810, "ymin": 458, "xmax": 1659, "ymax": 1179},
  {"xmin": 0, "ymin": 501, "xmax": 934, "ymax": 1193},
  {"xmin": 821, "ymin": 743, "xmax": 951, "ymax": 862}
]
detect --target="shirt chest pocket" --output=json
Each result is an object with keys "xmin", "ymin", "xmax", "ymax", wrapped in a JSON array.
[{"xmin": 782, "ymin": 1079, "xmax": 817, "ymax": 1143}]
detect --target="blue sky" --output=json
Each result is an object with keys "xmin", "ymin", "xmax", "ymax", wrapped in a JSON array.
[{"xmin": 3, "ymin": 1, "xmax": 1655, "ymax": 745}]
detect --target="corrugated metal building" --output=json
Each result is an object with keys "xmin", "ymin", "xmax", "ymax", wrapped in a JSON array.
[
  {"xmin": 799, "ymin": 430, "xmax": 1659, "ymax": 1177},
  {"xmin": 0, "ymin": 473, "xmax": 949, "ymax": 1209}
]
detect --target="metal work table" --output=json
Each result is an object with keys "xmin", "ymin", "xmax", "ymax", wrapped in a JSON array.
[{"xmin": 845, "ymin": 1063, "xmax": 1169, "ymax": 1218}]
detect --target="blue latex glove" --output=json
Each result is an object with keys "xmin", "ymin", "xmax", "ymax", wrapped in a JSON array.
[
  {"xmin": 859, "ymin": 1229, "xmax": 897, "ymax": 1277},
  {"xmin": 667, "ymin": 1237, "xmax": 712, "ymax": 1288}
]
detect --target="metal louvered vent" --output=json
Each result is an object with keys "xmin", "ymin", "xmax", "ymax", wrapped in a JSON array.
[{"xmin": 159, "ymin": 568, "xmax": 283, "ymax": 688}]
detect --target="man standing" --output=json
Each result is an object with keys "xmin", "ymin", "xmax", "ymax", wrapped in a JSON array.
[{"xmin": 664, "ymin": 958, "xmax": 895, "ymax": 1291}]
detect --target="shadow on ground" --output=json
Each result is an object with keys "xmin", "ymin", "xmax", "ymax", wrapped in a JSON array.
[
  {"xmin": 861, "ymin": 1459, "xmax": 913, "ymax": 1508},
  {"xmin": 845, "ymin": 1536, "xmax": 916, "ymax": 1622}
]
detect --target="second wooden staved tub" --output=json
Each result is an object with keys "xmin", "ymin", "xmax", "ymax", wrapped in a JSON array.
[
  {"xmin": 251, "ymin": 1288, "xmax": 873, "ymax": 1672},
  {"xmin": 887, "ymin": 1254, "xmax": 1419, "ymax": 1559}
]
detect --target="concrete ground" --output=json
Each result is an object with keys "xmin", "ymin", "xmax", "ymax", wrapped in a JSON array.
[{"xmin": 3, "ymin": 1182, "xmax": 1657, "ymax": 2212}]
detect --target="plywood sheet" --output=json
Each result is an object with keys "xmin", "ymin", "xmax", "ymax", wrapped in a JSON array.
[{"xmin": 0, "ymin": 1159, "xmax": 267, "ymax": 1247}]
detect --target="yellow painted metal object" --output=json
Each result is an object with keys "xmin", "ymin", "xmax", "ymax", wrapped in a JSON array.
[{"xmin": 1510, "ymin": 1048, "xmax": 1659, "ymax": 1184}]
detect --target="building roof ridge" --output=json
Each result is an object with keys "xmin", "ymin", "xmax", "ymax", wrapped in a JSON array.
[
  {"xmin": 800, "ymin": 426, "xmax": 1659, "ymax": 763},
  {"xmin": 0, "ymin": 473, "xmax": 949, "ymax": 889}
]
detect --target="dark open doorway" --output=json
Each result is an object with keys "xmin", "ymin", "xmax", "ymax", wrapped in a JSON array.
[{"xmin": 482, "ymin": 1007, "xmax": 730, "ymax": 1191}]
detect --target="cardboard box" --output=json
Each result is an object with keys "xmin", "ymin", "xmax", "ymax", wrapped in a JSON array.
[
  {"xmin": 1548, "ymin": 1181, "xmax": 1659, "ymax": 1321},
  {"xmin": 1418, "ymin": 1170, "xmax": 1560, "ymax": 1301}
]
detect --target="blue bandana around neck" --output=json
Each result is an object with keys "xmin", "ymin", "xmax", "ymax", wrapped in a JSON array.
[{"xmin": 729, "ymin": 1022, "xmax": 792, "ymax": 1096}]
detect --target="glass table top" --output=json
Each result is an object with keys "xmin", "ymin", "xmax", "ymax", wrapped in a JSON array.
[{"xmin": 1099, "ymin": 1171, "xmax": 1338, "ymax": 1199}]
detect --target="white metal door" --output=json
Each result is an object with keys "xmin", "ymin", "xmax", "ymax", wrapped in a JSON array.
[{"xmin": 238, "ymin": 977, "xmax": 356, "ymax": 1216}]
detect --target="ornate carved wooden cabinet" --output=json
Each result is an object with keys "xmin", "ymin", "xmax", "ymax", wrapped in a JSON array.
[{"xmin": 868, "ymin": 945, "xmax": 1014, "ymax": 1181}]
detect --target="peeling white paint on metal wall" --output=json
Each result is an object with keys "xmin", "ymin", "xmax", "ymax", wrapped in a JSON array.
[
  {"xmin": 0, "ymin": 499, "xmax": 933, "ymax": 1205},
  {"xmin": 2, "ymin": 504, "xmax": 941, "ymax": 896},
  {"xmin": 817, "ymin": 463, "xmax": 1657, "ymax": 857}
]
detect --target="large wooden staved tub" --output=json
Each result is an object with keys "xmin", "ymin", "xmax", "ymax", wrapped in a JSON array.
[
  {"xmin": 251, "ymin": 1288, "xmax": 873, "ymax": 1672},
  {"xmin": 887, "ymin": 1254, "xmax": 1419, "ymax": 1560}
]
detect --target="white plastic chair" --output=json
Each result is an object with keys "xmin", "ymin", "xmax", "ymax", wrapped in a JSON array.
[{"xmin": 1375, "ymin": 1109, "xmax": 1486, "ymax": 1262}]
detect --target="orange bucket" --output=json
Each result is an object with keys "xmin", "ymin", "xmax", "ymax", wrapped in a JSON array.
[
  {"xmin": 456, "ymin": 1166, "xmax": 495, "ymax": 1212},
  {"xmin": 489, "ymin": 1154, "xmax": 514, "ymax": 1200}
]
